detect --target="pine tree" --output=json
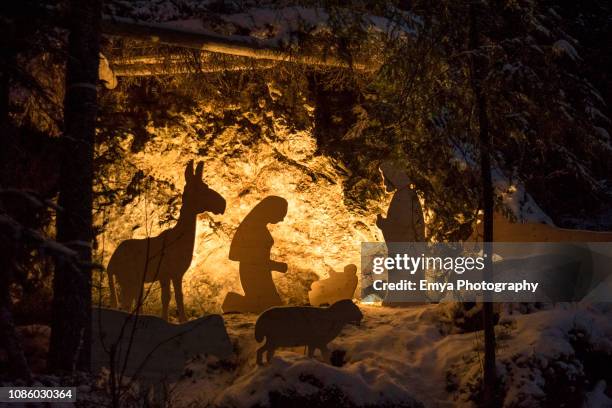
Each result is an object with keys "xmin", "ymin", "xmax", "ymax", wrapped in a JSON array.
[
  {"xmin": 468, "ymin": 3, "xmax": 497, "ymax": 405},
  {"xmin": 47, "ymin": 0, "xmax": 101, "ymax": 372}
]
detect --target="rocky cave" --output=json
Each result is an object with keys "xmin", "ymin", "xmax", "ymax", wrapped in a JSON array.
[{"xmin": 93, "ymin": 71, "xmax": 393, "ymax": 317}]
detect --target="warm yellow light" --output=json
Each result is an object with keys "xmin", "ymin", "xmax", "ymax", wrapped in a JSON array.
[{"xmin": 95, "ymin": 108, "xmax": 392, "ymax": 316}]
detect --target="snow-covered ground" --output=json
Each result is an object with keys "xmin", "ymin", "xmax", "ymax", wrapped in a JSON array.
[
  {"xmin": 6, "ymin": 303, "xmax": 612, "ymax": 407},
  {"xmin": 167, "ymin": 303, "xmax": 612, "ymax": 407}
]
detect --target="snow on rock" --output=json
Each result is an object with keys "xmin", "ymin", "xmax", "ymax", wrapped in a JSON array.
[
  {"xmin": 106, "ymin": 1, "xmax": 419, "ymax": 49},
  {"xmin": 585, "ymin": 381, "xmax": 612, "ymax": 408},
  {"xmin": 594, "ymin": 127, "xmax": 610, "ymax": 142},
  {"xmin": 492, "ymin": 168, "xmax": 554, "ymax": 225},
  {"xmin": 219, "ymin": 7, "xmax": 333, "ymax": 44},
  {"xmin": 450, "ymin": 146, "xmax": 554, "ymax": 225},
  {"xmin": 492, "ymin": 306, "xmax": 612, "ymax": 407}
]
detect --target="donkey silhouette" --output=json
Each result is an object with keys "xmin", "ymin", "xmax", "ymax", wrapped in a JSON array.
[{"xmin": 107, "ymin": 160, "xmax": 226, "ymax": 322}]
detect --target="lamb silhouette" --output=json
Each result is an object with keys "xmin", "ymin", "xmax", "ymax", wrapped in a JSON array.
[
  {"xmin": 309, "ymin": 264, "xmax": 358, "ymax": 306},
  {"xmin": 254, "ymin": 299, "xmax": 363, "ymax": 365},
  {"xmin": 222, "ymin": 196, "xmax": 288, "ymax": 314},
  {"xmin": 106, "ymin": 160, "xmax": 226, "ymax": 322}
]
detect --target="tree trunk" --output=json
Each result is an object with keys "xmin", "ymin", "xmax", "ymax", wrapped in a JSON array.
[
  {"xmin": 47, "ymin": 0, "xmax": 101, "ymax": 373},
  {"xmin": 0, "ymin": 62, "xmax": 9, "ymax": 124},
  {"xmin": 0, "ymin": 233, "xmax": 31, "ymax": 381},
  {"xmin": 468, "ymin": 2, "xmax": 497, "ymax": 406},
  {"xmin": 0, "ymin": 24, "xmax": 31, "ymax": 380},
  {"xmin": 0, "ymin": 301, "xmax": 31, "ymax": 381}
]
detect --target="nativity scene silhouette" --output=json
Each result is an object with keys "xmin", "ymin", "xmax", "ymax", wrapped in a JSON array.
[
  {"xmin": 106, "ymin": 160, "xmax": 226, "ymax": 322},
  {"xmin": 222, "ymin": 196, "xmax": 289, "ymax": 313},
  {"xmin": 96, "ymin": 157, "xmax": 612, "ymax": 374}
]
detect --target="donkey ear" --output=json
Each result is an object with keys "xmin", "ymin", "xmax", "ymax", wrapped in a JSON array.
[
  {"xmin": 195, "ymin": 161, "xmax": 204, "ymax": 179},
  {"xmin": 184, "ymin": 160, "xmax": 195, "ymax": 183}
]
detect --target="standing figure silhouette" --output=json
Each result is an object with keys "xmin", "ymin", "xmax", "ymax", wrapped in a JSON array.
[
  {"xmin": 222, "ymin": 196, "xmax": 288, "ymax": 313},
  {"xmin": 376, "ymin": 162, "xmax": 425, "ymax": 244},
  {"xmin": 376, "ymin": 161, "xmax": 426, "ymax": 305}
]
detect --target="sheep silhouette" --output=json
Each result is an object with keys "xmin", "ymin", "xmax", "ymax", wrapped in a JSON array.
[{"xmin": 254, "ymin": 299, "xmax": 363, "ymax": 365}]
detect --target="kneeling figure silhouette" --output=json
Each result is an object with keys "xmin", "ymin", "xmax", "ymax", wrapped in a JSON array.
[{"xmin": 254, "ymin": 299, "xmax": 363, "ymax": 365}]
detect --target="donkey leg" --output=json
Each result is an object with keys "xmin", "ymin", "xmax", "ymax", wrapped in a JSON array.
[
  {"xmin": 118, "ymin": 283, "xmax": 135, "ymax": 312},
  {"xmin": 172, "ymin": 277, "xmax": 187, "ymax": 323},
  {"xmin": 160, "ymin": 279, "xmax": 170, "ymax": 321},
  {"xmin": 117, "ymin": 285, "xmax": 127, "ymax": 311}
]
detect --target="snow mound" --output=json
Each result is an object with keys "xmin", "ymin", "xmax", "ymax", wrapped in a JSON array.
[
  {"xmin": 585, "ymin": 381, "xmax": 612, "ymax": 408},
  {"xmin": 495, "ymin": 306, "xmax": 612, "ymax": 407},
  {"xmin": 169, "ymin": 304, "xmax": 612, "ymax": 407},
  {"xmin": 214, "ymin": 356, "xmax": 423, "ymax": 407}
]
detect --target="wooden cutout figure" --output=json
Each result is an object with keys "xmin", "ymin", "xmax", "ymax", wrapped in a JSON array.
[
  {"xmin": 475, "ymin": 212, "xmax": 612, "ymax": 243},
  {"xmin": 470, "ymin": 212, "xmax": 612, "ymax": 302},
  {"xmin": 254, "ymin": 299, "xmax": 363, "ymax": 365},
  {"xmin": 92, "ymin": 308, "xmax": 232, "ymax": 399},
  {"xmin": 309, "ymin": 264, "xmax": 358, "ymax": 306},
  {"xmin": 374, "ymin": 161, "xmax": 426, "ymax": 304},
  {"xmin": 222, "ymin": 196, "xmax": 288, "ymax": 313},
  {"xmin": 107, "ymin": 160, "xmax": 226, "ymax": 322},
  {"xmin": 376, "ymin": 161, "xmax": 425, "ymax": 243}
]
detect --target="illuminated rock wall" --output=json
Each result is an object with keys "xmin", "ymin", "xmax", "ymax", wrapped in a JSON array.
[{"xmin": 95, "ymin": 91, "xmax": 390, "ymax": 317}]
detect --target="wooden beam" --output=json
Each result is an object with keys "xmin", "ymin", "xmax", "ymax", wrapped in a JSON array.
[
  {"xmin": 111, "ymin": 61, "xmax": 275, "ymax": 77},
  {"xmin": 102, "ymin": 17, "xmax": 375, "ymax": 71}
]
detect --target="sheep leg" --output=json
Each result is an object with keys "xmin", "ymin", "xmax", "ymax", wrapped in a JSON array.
[
  {"xmin": 320, "ymin": 345, "xmax": 331, "ymax": 363},
  {"xmin": 266, "ymin": 347, "xmax": 276, "ymax": 363},
  {"xmin": 256, "ymin": 345, "xmax": 266, "ymax": 366},
  {"xmin": 307, "ymin": 345, "xmax": 315, "ymax": 358}
]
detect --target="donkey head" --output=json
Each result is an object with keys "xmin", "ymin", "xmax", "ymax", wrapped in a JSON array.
[{"xmin": 182, "ymin": 160, "xmax": 226, "ymax": 215}]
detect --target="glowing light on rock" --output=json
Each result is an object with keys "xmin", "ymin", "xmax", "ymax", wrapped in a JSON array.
[{"xmin": 95, "ymin": 107, "xmax": 391, "ymax": 317}]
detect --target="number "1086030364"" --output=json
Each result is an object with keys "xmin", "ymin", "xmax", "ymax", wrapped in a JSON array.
[{"xmin": 1, "ymin": 387, "xmax": 76, "ymax": 403}]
